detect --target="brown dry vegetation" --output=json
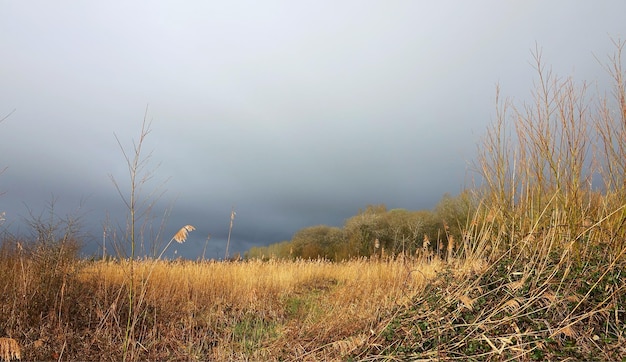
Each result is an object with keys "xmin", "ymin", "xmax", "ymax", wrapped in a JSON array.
[{"xmin": 0, "ymin": 254, "xmax": 446, "ymax": 361}]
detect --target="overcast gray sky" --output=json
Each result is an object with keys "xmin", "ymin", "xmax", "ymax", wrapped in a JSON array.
[{"xmin": 1, "ymin": 1, "xmax": 624, "ymax": 259}]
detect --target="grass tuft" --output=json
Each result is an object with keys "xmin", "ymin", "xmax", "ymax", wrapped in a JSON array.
[{"xmin": 0, "ymin": 337, "xmax": 20, "ymax": 362}]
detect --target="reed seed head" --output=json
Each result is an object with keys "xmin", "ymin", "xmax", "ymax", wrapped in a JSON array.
[{"xmin": 173, "ymin": 225, "xmax": 196, "ymax": 243}]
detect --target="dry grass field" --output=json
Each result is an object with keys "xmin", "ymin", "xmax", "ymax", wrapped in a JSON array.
[
  {"xmin": 1, "ymin": 235, "xmax": 624, "ymax": 361},
  {"xmin": 1, "ymin": 253, "xmax": 452, "ymax": 361},
  {"xmin": 81, "ymin": 257, "xmax": 445, "ymax": 360}
]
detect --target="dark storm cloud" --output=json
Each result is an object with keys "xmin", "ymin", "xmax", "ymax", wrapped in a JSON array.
[{"xmin": 1, "ymin": 1, "xmax": 625, "ymax": 258}]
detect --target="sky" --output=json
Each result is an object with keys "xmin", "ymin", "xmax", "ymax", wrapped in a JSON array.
[{"xmin": 1, "ymin": 1, "xmax": 624, "ymax": 259}]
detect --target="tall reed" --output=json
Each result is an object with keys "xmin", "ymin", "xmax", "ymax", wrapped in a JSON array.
[{"xmin": 476, "ymin": 41, "xmax": 626, "ymax": 256}]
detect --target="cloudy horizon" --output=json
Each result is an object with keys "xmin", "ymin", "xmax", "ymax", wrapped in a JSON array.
[{"xmin": 1, "ymin": 1, "xmax": 624, "ymax": 259}]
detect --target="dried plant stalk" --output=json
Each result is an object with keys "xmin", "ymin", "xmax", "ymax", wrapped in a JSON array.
[
  {"xmin": 155, "ymin": 225, "xmax": 196, "ymax": 261},
  {"xmin": 447, "ymin": 235, "xmax": 455, "ymax": 261}
]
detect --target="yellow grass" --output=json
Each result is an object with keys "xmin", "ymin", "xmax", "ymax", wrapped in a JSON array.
[
  {"xmin": 77, "ymin": 257, "xmax": 444, "ymax": 360},
  {"xmin": 0, "ymin": 338, "xmax": 20, "ymax": 362}
]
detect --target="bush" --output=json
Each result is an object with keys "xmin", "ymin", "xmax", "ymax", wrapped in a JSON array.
[{"xmin": 0, "ymin": 200, "xmax": 84, "ymax": 347}]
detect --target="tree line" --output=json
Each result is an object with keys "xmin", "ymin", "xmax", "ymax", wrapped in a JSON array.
[{"xmin": 245, "ymin": 191, "xmax": 475, "ymax": 261}]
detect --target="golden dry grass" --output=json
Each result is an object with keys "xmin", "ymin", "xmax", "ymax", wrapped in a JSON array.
[
  {"xmin": 73, "ymin": 257, "xmax": 443, "ymax": 360},
  {"xmin": 0, "ymin": 338, "xmax": 20, "ymax": 362},
  {"xmin": 2, "ymin": 226, "xmax": 623, "ymax": 361}
]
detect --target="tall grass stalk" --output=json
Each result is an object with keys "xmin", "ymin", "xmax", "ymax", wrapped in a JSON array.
[
  {"xmin": 0, "ymin": 109, "xmax": 13, "ymax": 192},
  {"xmin": 156, "ymin": 225, "xmax": 195, "ymax": 261},
  {"xmin": 109, "ymin": 108, "xmax": 158, "ymax": 361},
  {"xmin": 476, "ymin": 41, "xmax": 626, "ymax": 255},
  {"xmin": 455, "ymin": 39, "xmax": 626, "ymax": 360},
  {"xmin": 225, "ymin": 206, "xmax": 235, "ymax": 259}
]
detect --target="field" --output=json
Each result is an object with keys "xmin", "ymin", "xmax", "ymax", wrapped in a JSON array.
[
  {"xmin": 1, "ymin": 235, "xmax": 624, "ymax": 361},
  {"xmin": 0, "ymin": 253, "xmax": 444, "ymax": 360}
]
